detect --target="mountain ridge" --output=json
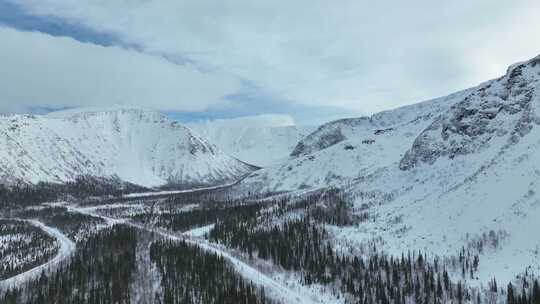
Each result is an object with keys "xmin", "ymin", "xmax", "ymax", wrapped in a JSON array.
[
  {"xmin": 0, "ymin": 107, "xmax": 256, "ymax": 188},
  {"xmin": 233, "ymin": 53, "xmax": 540, "ymax": 284}
]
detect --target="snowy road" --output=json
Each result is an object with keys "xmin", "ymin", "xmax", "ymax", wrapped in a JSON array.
[
  {"xmin": 121, "ymin": 177, "xmax": 247, "ymax": 199},
  {"xmin": 67, "ymin": 206, "xmax": 320, "ymax": 304},
  {"xmin": 0, "ymin": 219, "xmax": 76, "ymax": 291}
]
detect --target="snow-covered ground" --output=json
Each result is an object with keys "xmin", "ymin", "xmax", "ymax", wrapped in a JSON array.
[{"xmin": 182, "ymin": 224, "xmax": 214, "ymax": 238}]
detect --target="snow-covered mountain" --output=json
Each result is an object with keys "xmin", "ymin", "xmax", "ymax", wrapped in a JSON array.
[
  {"xmin": 237, "ymin": 55, "xmax": 540, "ymax": 283},
  {"xmin": 0, "ymin": 107, "xmax": 255, "ymax": 188},
  {"xmin": 238, "ymin": 87, "xmax": 475, "ymax": 191},
  {"xmin": 188, "ymin": 115, "xmax": 313, "ymax": 167}
]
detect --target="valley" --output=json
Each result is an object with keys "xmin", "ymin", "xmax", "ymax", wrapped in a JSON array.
[
  {"xmin": 1, "ymin": 55, "xmax": 540, "ymax": 304},
  {"xmin": 0, "ymin": 182, "xmax": 538, "ymax": 304}
]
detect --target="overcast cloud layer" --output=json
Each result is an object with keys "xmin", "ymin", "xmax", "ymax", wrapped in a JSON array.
[
  {"xmin": 2, "ymin": 1, "xmax": 540, "ymax": 120},
  {"xmin": 0, "ymin": 26, "xmax": 240, "ymax": 113}
]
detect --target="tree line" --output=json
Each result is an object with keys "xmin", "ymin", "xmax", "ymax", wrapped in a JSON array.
[
  {"xmin": 133, "ymin": 202, "xmax": 264, "ymax": 233},
  {"xmin": 0, "ymin": 176, "xmax": 147, "ymax": 209}
]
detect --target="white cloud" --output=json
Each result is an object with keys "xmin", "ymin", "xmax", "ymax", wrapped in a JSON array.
[
  {"xmin": 6, "ymin": 0, "xmax": 540, "ymax": 114},
  {"xmin": 0, "ymin": 26, "xmax": 241, "ymax": 113}
]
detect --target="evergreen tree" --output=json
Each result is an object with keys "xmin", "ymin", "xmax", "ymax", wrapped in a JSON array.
[
  {"xmin": 533, "ymin": 280, "xmax": 540, "ymax": 304},
  {"xmin": 507, "ymin": 283, "xmax": 516, "ymax": 304}
]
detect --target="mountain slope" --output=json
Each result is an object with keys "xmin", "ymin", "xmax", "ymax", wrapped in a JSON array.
[
  {"xmin": 237, "ymin": 88, "xmax": 474, "ymax": 192},
  {"xmin": 0, "ymin": 107, "xmax": 255, "ymax": 188},
  {"xmin": 237, "ymin": 54, "xmax": 540, "ymax": 284},
  {"xmin": 336, "ymin": 56, "xmax": 540, "ymax": 283},
  {"xmin": 400, "ymin": 57, "xmax": 540, "ymax": 170},
  {"xmin": 188, "ymin": 115, "xmax": 313, "ymax": 167}
]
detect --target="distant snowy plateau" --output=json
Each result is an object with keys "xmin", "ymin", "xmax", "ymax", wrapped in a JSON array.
[{"xmin": 187, "ymin": 114, "xmax": 314, "ymax": 167}]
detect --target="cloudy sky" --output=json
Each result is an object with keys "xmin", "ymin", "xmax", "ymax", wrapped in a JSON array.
[{"xmin": 1, "ymin": 1, "xmax": 540, "ymax": 124}]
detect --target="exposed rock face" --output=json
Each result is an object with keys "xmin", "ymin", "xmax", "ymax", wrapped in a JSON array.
[
  {"xmin": 237, "ymin": 54, "xmax": 540, "ymax": 195},
  {"xmin": 290, "ymin": 88, "xmax": 474, "ymax": 160},
  {"xmin": 400, "ymin": 55, "xmax": 540, "ymax": 170},
  {"xmin": 238, "ymin": 88, "xmax": 473, "ymax": 193},
  {"xmin": 290, "ymin": 119, "xmax": 353, "ymax": 157}
]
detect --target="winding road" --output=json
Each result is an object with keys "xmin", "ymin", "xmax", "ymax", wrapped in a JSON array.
[
  {"xmin": 0, "ymin": 219, "xmax": 76, "ymax": 291},
  {"xmin": 67, "ymin": 205, "xmax": 320, "ymax": 304},
  {"xmin": 0, "ymin": 183, "xmax": 327, "ymax": 303}
]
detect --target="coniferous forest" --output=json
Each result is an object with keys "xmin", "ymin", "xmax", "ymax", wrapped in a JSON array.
[
  {"xmin": 0, "ymin": 219, "xmax": 58, "ymax": 280},
  {"xmin": 207, "ymin": 193, "xmax": 540, "ymax": 304},
  {"xmin": 2, "ymin": 225, "xmax": 137, "ymax": 304},
  {"xmin": 150, "ymin": 239, "xmax": 273, "ymax": 304},
  {"xmin": 0, "ymin": 185, "xmax": 539, "ymax": 304}
]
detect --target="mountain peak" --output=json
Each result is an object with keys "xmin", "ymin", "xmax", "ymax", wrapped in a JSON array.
[
  {"xmin": 399, "ymin": 53, "xmax": 540, "ymax": 170},
  {"xmin": 0, "ymin": 107, "xmax": 255, "ymax": 187}
]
